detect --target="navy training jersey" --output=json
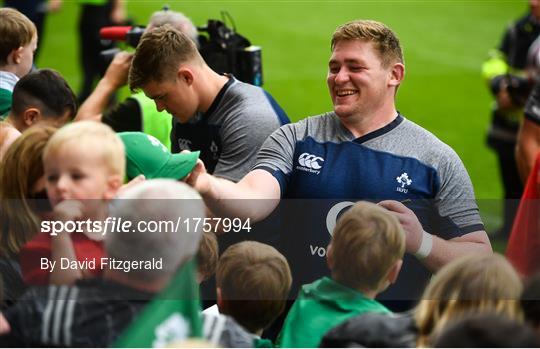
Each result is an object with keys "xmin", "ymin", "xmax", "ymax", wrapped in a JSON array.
[{"xmin": 254, "ymin": 112, "xmax": 484, "ymax": 303}]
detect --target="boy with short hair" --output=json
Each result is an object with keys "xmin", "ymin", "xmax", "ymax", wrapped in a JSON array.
[
  {"xmin": 0, "ymin": 8, "xmax": 38, "ymax": 117},
  {"xmin": 0, "ymin": 69, "xmax": 77, "ymax": 160},
  {"xmin": 20, "ymin": 121, "xmax": 125, "ymax": 285},
  {"xmin": 277, "ymin": 201, "xmax": 406, "ymax": 348},
  {"xmin": 216, "ymin": 241, "xmax": 291, "ymax": 344}
]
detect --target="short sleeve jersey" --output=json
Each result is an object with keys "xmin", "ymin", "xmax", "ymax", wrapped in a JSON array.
[
  {"xmin": 0, "ymin": 71, "xmax": 19, "ymax": 118},
  {"xmin": 171, "ymin": 77, "xmax": 289, "ymax": 182},
  {"xmin": 254, "ymin": 112, "xmax": 484, "ymax": 301}
]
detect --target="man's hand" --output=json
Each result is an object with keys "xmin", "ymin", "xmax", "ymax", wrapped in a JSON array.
[
  {"xmin": 74, "ymin": 51, "xmax": 133, "ymax": 122},
  {"xmin": 102, "ymin": 51, "xmax": 133, "ymax": 91},
  {"xmin": 110, "ymin": 0, "xmax": 126, "ymax": 24},
  {"xmin": 378, "ymin": 200, "xmax": 423, "ymax": 254},
  {"xmin": 496, "ymin": 84, "xmax": 515, "ymax": 111},
  {"xmin": 184, "ymin": 158, "xmax": 212, "ymax": 196}
]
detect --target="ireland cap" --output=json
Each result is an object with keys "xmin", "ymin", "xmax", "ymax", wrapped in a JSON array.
[{"xmin": 119, "ymin": 132, "xmax": 199, "ymax": 180}]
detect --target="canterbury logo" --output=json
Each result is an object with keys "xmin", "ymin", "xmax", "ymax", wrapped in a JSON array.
[{"xmin": 298, "ymin": 153, "xmax": 324, "ymax": 170}]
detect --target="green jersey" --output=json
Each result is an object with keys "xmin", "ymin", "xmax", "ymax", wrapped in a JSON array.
[{"xmin": 277, "ymin": 277, "xmax": 390, "ymax": 348}]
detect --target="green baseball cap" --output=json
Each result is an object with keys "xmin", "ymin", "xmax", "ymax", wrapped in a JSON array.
[{"xmin": 119, "ymin": 132, "xmax": 200, "ymax": 180}]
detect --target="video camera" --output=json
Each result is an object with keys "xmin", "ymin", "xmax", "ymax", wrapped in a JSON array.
[{"xmin": 99, "ymin": 13, "xmax": 263, "ymax": 86}]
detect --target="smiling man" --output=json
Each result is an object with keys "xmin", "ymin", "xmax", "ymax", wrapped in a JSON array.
[
  {"xmin": 187, "ymin": 19, "xmax": 492, "ymax": 308},
  {"xmin": 129, "ymin": 25, "xmax": 289, "ymax": 182}
]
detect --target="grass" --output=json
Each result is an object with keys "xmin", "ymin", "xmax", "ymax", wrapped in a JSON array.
[{"xmin": 32, "ymin": 0, "xmax": 526, "ymax": 240}]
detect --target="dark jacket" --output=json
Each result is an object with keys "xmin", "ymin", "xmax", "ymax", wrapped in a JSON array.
[{"xmin": 319, "ymin": 312, "xmax": 417, "ymax": 348}]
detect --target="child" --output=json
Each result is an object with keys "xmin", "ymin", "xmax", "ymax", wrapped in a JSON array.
[
  {"xmin": 19, "ymin": 121, "xmax": 125, "ymax": 285},
  {"xmin": 0, "ymin": 69, "xmax": 77, "ymax": 160},
  {"xmin": 197, "ymin": 232, "xmax": 218, "ymax": 284},
  {"xmin": 0, "ymin": 8, "xmax": 38, "ymax": 117},
  {"xmin": 0, "ymin": 126, "xmax": 56, "ymax": 307},
  {"xmin": 277, "ymin": 201, "xmax": 406, "ymax": 348},
  {"xmin": 216, "ymin": 241, "xmax": 292, "ymax": 346}
]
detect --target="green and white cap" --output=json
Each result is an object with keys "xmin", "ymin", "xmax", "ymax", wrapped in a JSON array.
[{"xmin": 119, "ymin": 132, "xmax": 199, "ymax": 180}]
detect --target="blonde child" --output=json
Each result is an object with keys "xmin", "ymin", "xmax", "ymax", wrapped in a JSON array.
[
  {"xmin": 19, "ymin": 121, "xmax": 125, "ymax": 285},
  {"xmin": 277, "ymin": 201, "xmax": 405, "ymax": 348},
  {"xmin": 0, "ymin": 8, "xmax": 38, "ymax": 117}
]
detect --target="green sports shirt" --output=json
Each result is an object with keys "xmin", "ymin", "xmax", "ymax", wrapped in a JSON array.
[
  {"xmin": 0, "ymin": 88, "xmax": 12, "ymax": 119},
  {"xmin": 277, "ymin": 277, "xmax": 391, "ymax": 348}
]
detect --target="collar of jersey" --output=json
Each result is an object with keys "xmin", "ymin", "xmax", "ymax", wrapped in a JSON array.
[
  {"xmin": 202, "ymin": 74, "xmax": 236, "ymax": 121},
  {"xmin": 352, "ymin": 113, "xmax": 404, "ymax": 144}
]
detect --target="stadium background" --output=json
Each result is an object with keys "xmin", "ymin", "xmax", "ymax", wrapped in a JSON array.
[{"xmin": 30, "ymin": 0, "xmax": 525, "ymax": 241}]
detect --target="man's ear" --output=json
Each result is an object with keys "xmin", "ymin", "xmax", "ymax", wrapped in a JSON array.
[
  {"xmin": 104, "ymin": 174, "xmax": 123, "ymax": 200},
  {"xmin": 388, "ymin": 62, "xmax": 405, "ymax": 87},
  {"xmin": 22, "ymin": 108, "xmax": 41, "ymax": 127},
  {"xmin": 177, "ymin": 67, "xmax": 194, "ymax": 86}
]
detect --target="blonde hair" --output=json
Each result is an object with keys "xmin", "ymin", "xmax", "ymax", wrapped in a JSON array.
[
  {"xmin": 415, "ymin": 253, "xmax": 523, "ymax": 347},
  {"xmin": 129, "ymin": 25, "xmax": 203, "ymax": 91},
  {"xmin": 331, "ymin": 19, "xmax": 403, "ymax": 68},
  {"xmin": 216, "ymin": 241, "xmax": 292, "ymax": 333},
  {"xmin": 43, "ymin": 121, "xmax": 125, "ymax": 178},
  {"xmin": 0, "ymin": 126, "xmax": 56, "ymax": 258},
  {"xmin": 330, "ymin": 201, "xmax": 405, "ymax": 291},
  {"xmin": 0, "ymin": 8, "xmax": 37, "ymax": 65}
]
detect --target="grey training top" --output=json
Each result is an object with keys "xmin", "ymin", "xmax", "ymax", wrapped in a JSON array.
[{"xmin": 171, "ymin": 77, "xmax": 289, "ymax": 182}]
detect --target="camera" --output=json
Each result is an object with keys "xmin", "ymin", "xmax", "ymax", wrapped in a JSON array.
[
  {"xmin": 99, "ymin": 14, "xmax": 263, "ymax": 86},
  {"xmin": 490, "ymin": 74, "xmax": 533, "ymax": 107}
]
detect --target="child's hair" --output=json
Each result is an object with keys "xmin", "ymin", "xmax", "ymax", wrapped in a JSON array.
[
  {"xmin": 43, "ymin": 121, "xmax": 125, "ymax": 178},
  {"xmin": 0, "ymin": 8, "xmax": 37, "ymax": 65},
  {"xmin": 11, "ymin": 69, "xmax": 77, "ymax": 120},
  {"xmin": 216, "ymin": 241, "xmax": 292, "ymax": 333},
  {"xmin": 330, "ymin": 201, "xmax": 405, "ymax": 292},
  {"xmin": 0, "ymin": 126, "xmax": 56, "ymax": 258},
  {"xmin": 196, "ymin": 232, "xmax": 219, "ymax": 283},
  {"xmin": 432, "ymin": 313, "xmax": 540, "ymax": 348},
  {"xmin": 415, "ymin": 253, "xmax": 523, "ymax": 347}
]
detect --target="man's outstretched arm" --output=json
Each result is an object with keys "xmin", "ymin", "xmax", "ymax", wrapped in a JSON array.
[{"xmin": 187, "ymin": 162, "xmax": 281, "ymax": 222}]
